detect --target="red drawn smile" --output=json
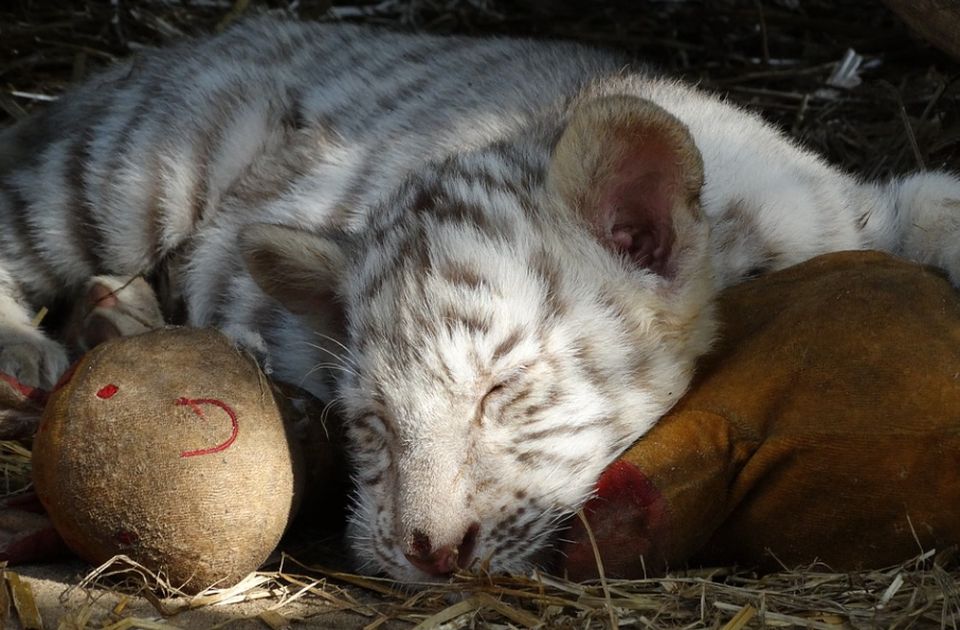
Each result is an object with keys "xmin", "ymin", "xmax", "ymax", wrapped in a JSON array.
[{"xmin": 174, "ymin": 397, "xmax": 240, "ymax": 458}]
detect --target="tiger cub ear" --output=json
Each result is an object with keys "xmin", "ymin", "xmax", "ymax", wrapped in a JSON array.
[
  {"xmin": 547, "ymin": 95, "xmax": 705, "ymax": 278},
  {"xmin": 239, "ymin": 223, "xmax": 351, "ymax": 315}
]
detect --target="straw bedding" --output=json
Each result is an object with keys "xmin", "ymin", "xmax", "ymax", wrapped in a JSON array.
[{"xmin": 1, "ymin": 0, "xmax": 958, "ymax": 627}]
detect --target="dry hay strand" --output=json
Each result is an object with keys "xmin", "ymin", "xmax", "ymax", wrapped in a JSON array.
[
  {"xmin": 2, "ymin": 565, "xmax": 45, "ymax": 630},
  {"xmin": 56, "ymin": 554, "xmax": 381, "ymax": 628},
  {"xmin": 0, "ymin": 440, "xmax": 32, "ymax": 498},
  {"xmin": 49, "ymin": 548, "xmax": 960, "ymax": 629},
  {"xmin": 391, "ymin": 549, "xmax": 960, "ymax": 629}
]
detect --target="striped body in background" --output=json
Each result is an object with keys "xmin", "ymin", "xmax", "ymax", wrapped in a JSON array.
[{"xmin": 1, "ymin": 18, "xmax": 958, "ymax": 582}]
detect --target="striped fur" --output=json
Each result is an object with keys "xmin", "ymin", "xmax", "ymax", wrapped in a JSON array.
[{"xmin": 1, "ymin": 17, "xmax": 959, "ymax": 582}]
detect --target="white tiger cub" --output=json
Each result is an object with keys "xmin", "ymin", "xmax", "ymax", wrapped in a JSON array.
[{"xmin": 1, "ymin": 17, "xmax": 958, "ymax": 582}]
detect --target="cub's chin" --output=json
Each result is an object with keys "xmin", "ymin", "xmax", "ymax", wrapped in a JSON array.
[{"xmin": 345, "ymin": 516, "xmax": 563, "ymax": 585}]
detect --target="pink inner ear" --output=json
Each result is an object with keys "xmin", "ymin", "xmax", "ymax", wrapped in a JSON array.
[{"xmin": 599, "ymin": 139, "xmax": 683, "ymax": 277}]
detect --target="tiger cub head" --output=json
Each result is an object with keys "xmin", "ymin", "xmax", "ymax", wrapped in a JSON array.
[{"xmin": 241, "ymin": 95, "xmax": 717, "ymax": 582}]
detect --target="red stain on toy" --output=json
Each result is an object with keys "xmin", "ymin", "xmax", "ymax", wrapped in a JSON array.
[
  {"xmin": 96, "ymin": 384, "xmax": 119, "ymax": 399},
  {"xmin": 175, "ymin": 397, "xmax": 239, "ymax": 458},
  {"xmin": 562, "ymin": 459, "xmax": 670, "ymax": 581}
]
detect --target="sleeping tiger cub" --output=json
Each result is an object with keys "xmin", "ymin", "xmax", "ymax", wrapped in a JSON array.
[{"xmin": 1, "ymin": 17, "xmax": 958, "ymax": 582}]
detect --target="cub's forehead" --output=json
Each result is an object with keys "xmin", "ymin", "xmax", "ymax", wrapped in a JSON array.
[
  {"xmin": 348, "ymin": 188, "xmax": 554, "ymax": 324},
  {"xmin": 351, "ymin": 232, "xmax": 548, "ymax": 350},
  {"xmin": 340, "ymin": 228, "xmax": 566, "ymax": 401}
]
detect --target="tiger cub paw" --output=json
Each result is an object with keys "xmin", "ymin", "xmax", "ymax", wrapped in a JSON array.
[{"xmin": 0, "ymin": 325, "xmax": 69, "ymax": 390}]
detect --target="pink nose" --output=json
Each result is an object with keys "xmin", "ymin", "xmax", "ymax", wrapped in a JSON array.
[{"xmin": 404, "ymin": 523, "xmax": 479, "ymax": 576}]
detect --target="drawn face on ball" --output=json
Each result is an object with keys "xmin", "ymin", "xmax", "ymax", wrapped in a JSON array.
[
  {"xmin": 32, "ymin": 329, "xmax": 300, "ymax": 591},
  {"xmin": 92, "ymin": 380, "xmax": 240, "ymax": 459}
]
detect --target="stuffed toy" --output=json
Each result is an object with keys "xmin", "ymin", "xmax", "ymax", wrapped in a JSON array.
[{"xmin": 564, "ymin": 251, "xmax": 960, "ymax": 579}]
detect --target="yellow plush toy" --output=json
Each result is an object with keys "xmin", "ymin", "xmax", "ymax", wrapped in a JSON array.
[{"xmin": 564, "ymin": 251, "xmax": 960, "ymax": 579}]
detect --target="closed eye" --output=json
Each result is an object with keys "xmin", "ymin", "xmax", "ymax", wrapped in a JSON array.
[
  {"xmin": 478, "ymin": 369, "xmax": 528, "ymax": 423},
  {"xmin": 486, "ymin": 382, "xmax": 508, "ymax": 398}
]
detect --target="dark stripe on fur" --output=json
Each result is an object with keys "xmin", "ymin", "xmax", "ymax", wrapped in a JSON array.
[{"xmin": 65, "ymin": 127, "xmax": 105, "ymax": 271}]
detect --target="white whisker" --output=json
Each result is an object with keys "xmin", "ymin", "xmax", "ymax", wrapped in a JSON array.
[
  {"xmin": 303, "ymin": 343, "xmax": 359, "ymax": 373},
  {"xmin": 304, "ymin": 362, "xmax": 359, "ymax": 380},
  {"xmin": 310, "ymin": 333, "xmax": 360, "ymax": 367}
]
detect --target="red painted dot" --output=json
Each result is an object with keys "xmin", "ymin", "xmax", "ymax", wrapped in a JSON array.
[{"xmin": 96, "ymin": 384, "xmax": 119, "ymax": 399}]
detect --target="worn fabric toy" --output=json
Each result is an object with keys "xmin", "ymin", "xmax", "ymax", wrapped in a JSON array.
[
  {"xmin": 564, "ymin": 251, "xmax": 960, "ymax": 579},
  {"xmin": 31, "ymin": 327, "xmax": 303, "ymax": 593}
]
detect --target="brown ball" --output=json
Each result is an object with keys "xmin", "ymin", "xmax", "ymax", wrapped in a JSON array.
[{"xmin": 32, "ymin": 327, "xmax": 301, "ymax": 593}]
